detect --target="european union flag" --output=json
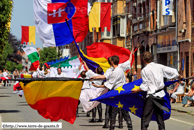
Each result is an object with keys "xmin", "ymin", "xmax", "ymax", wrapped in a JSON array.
[{"xmin": 91, "ymin": 79, "xmax": 178, "ymax": 121}]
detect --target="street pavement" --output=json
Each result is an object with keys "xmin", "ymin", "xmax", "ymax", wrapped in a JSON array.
[{"xmin": 0, "ymin": 85, "xmax": 194, "ymax": 130}]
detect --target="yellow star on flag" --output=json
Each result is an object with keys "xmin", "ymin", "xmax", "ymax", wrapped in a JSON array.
[
  {"xmin": 115, "ymin": 86, "xmax": 125, "ymax": 94},
  {"xmin": 116, "ymin": 101, "xmax": 123, "ymax": 108},
  {"xmin": 129, "ymin": 105, "xmax": 138, "ymax": 114},
  {"xmin": 131, "ymin": 85, "xmax": 140, "ymax": 91}
]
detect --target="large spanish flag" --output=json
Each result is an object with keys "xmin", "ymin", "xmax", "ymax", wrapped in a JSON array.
[
  {"xmin": 20, "ymin": 81, "xmax": 83, "ymax": 124},
  {"xmin": 21, "ymin": 26, "xmax": 36, "ymax": 45}
]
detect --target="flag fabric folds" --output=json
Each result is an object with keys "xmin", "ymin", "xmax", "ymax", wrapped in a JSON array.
[
  {"xmin": 75, "ymin": 42, "xmax": 110, "ymax": 73},
  {"xmin": 23, "ymin": 47, "xmax": 40, "ymax": 71},
  {"xmin": 91, "ymin": 79, "xmax": 178, "ymax": 121},
  {"xmin": 89, "ymin": 2, "xmax": 111, "ymax": 32},
  {"xmin": 33, "ymin": 0, "xmax": 88, "ymax": 47},
  {"xmin": 87, "ymin": 42, "xmax": 134, "ymax": 66},
  {"xmin": 0, "ymin": 77, "xmax": 11, "ymax": 81},
  {"xmin": 21, "ymin": 26, "xmax": 36, "ymax": 45},
  {"xmin": 50, "ymin": 56, "xmax": 79, "ymax": 68},
  {"xmin": 20, "ymin": 81, "xmax": 83, "ymax": 124}
]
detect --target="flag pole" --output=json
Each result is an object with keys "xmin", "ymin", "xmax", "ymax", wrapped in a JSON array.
[
  {"xmin": 133, "ymin": 40, "xmax": 144, "ymax": 53},
  {"xmin": 65, "ymin": 19, "xmax": 77, "ymax": 43}
]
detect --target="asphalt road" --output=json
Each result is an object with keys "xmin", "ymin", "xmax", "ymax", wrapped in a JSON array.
[{"xmin": 0, "ymin": 85, "xmax": 194, "ymax": 130}]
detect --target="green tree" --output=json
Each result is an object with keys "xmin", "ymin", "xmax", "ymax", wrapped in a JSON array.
[
  {"xmin": 5, "ymin": 61, "xmax": 16, "ymax": 72},
  {"xmin": 16, "ymin": 64, "xmax": 23, "ymax": 71},
  {"xmin": 0, "ymin": 41, "xmax": 14, "ymax": 70},
  {"xmin": 0, "ymin": 0, "xmax": 13, "ymax": 54},
  {"xmin": 0, "ymin": 0, "xmax": 13, "ymax": 70},
  {"xmin": 39, "ymin": 47, "xmax": 60, "ymax": 65}
]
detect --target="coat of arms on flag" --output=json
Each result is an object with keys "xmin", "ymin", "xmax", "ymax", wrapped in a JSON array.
[{"xmin": 33, "ymin": 0, "xmax": 88, "ymax": 47}]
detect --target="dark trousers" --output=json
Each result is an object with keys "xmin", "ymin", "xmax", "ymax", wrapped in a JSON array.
[
  {"xmin": 141, "ymin": 97, "xmax": 165, "ymax": 130},
  {"xmin": 104, "ymin": 105, "xmax": 110, "ymax": 126},
  {"xmin": 109, "ymin": 106, "xmax": 132, "ymax": 130},
  {"xmin": 92, "ymin": 103, "xmax": 102, "ymax": 120},
  {"xmin": 104, "ymin": 105, "xmax": 123, "ymax": 127},
  {"xmin": 3, "ymin": 80, "xmax": 6, "ymax": 86}
]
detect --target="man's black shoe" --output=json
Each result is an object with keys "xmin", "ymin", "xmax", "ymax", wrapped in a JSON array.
[
  {"xmin": 89, "ymin": 119, "xmax": 96, "ymax": 123},
  {"xmin": 118, "ymin": 125, "xmax": 123, "ymax": 129},
  {"xmin": 86, "ymin": 112, "xmax": 90, "ymax": 117},
  {"xmin": 102, "ymin": 124, "xmax": 109, "ymax": 128},
  {"xmin": 97, "ymin": 119, "xmax": 103, "ymax": 122}
]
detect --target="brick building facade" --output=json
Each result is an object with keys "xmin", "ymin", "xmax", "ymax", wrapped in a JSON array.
[{"xmin": 178, "ymin": 0, "xmax": 192, "ymax": 78}]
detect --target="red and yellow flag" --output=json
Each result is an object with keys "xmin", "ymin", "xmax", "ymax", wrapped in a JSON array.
[
  {"xmin": 20, "ymin": 81, "xmax": 83, "ymax": 124},
  {"xmin": 21, "ymin": 26, "xmax": 36, "ymax": 45}
]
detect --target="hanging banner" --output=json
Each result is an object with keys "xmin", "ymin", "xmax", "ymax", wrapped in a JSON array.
[{"xmin": 162, "ymin": 0, "xmax": 173, "ymax": 15}]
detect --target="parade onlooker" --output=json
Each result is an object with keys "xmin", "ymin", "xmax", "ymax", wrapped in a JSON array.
[
  {"xmin": 133, "ymin": 70, "xmax": 137, "ymax": 81},
  {"xmin": 23, "ymin": 70, "xmax": 29, "ymax": 75},
  {"xmin": 167, "ymin": 79, "xmax": 176, "ymax": 94},
  {"xmin": 55, "ymin": 67, "xmax": 66, "ymax": 77},
  {"xmin": 43, "ymin": 67, "xmax": 50, "ymax": 78},
  {"xmin": 126, "ymin": 73, "xmax": 134, "ymax": 83},
  {"xmin": 169, "ymin": 80, "xmax": 185, "ymax": 103},
  {"xmin": 188, "ymin": 72, "xmax": 194, "ymax": 90},
  {"xmin": 182, "ymin": 85, "xmax": 194, "ymax": 107},
  {"xmin": 13, "ymin": 69, "xmax": 19, "ymax": 79},
  {"xmin": 3, "ymin": 69, "xmax": 8, "ymax": 87}
]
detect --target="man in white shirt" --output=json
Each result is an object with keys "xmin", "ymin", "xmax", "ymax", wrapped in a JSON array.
[
  {"xmin": 32, "ymin": 71, "xmax": 38, "ymax": 78},
  {"xmin": 55, "ymin": 67, "xmax": 66, "ymax": 77},
  {"xmin": 91, "ymin": 56, "xmax": 133, "ymax": 130},
  {"xmin": 3, "ymin": 69, "xmax": 8, "ymax": 87},
  {"xmin": 132, "ymin": 52, "xmax": 181, "ymax": 130}
]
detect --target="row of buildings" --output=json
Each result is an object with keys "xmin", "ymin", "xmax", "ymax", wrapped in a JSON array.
[{"xmin": 65, "ymin": 0, "xmax": 194, "ymax": 79}]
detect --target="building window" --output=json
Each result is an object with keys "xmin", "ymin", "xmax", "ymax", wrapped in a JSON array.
[
  {"xmin": 163, "ymin": 16, "xmax": 168, "ymax": 25},
  {"xmin": 101, "ymin": 27, "xmax": 111, "ymax": 38},
  {"xmin": 139, "ymin": 3, "xmax": 142, "ymax": 17}
]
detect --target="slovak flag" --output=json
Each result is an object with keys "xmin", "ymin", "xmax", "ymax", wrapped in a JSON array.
[{"xmin": 33, "ymin": 0, "xmax": 88, "ymax": 47}]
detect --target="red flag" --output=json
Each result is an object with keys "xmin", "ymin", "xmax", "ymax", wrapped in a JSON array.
[
  {"xmin": 87, "ymin": 42, "xmax": 134, "ymax": 66},
  {"xmin": 100, "ymin": 3, "xmax": 111, "ymax": 32}
]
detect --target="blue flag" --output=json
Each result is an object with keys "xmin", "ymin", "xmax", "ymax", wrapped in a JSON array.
[{"xmin": 91, "ymin": 79, "xmax": 178, "ymax": 121}]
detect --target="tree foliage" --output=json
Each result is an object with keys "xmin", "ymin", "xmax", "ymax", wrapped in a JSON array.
[
  {"xmin": 39, "ymin": 47, "xmax": 60, "ymax": 65},
  {"xmin": 8, "ymin": 33, "xmax": 23, "ymax": 52},
  {"xmin": 0, "ymin": 41, "xmax": 14, "ymax": 70},
  {"xmin": 0, "ymin": 0, "xmax": 13, "ymax": 70},
  {"xmin": 5, "ymin": 61, "xmax": 16, "ymax": 72},
  {"xmin": 16, "ymin": 64, "xmax": 23, "ymax": 71},
  {"xmin": 0, "ymin": 0, "xmax": 13, "ymax": 54}
]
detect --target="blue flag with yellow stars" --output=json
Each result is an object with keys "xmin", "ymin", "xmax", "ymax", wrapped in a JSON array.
[{"xmin": 91, "ymin": 79, "xmax": 178, "ymax": 121}]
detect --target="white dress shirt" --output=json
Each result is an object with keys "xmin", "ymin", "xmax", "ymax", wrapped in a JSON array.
[
  {"xmin": 104, "ymin": 66, "xmax": 126, "ymax": 90},
  {"xmin": 140, "ymin": 62, "xmax": 179, "ymax": 98},
  {"xmin": 86, "ymin": 70, "xmax": 103, "ymax": 88},
  {"xmin": 104, "ymin": 60, "xmax": 131, "ymax": 79},
  {"xmin": 3, "ymin": 72, "xmax": 8, "ymax": 77},
  {"xmin": 37, "ymin": 68, "xmax": 44, "ymax": 78},
  {"xmin": 55, "ymin": 72, "xmax": 67, "ymax": 77},
  {"xmin": 119, "ymin": 60, "xmax": 131, "ymax": 72},
  {"xmin": 32, "ymin": 71, "xmax": 38, "ymax": 78}
]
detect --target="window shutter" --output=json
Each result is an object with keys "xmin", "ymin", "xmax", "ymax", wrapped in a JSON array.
[{"xmin": 120, "ymin": 16, "xmax": 126, "ymax": 37}]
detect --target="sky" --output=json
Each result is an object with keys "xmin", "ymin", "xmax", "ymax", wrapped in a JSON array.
[{"xmin": 10, "ymin": 0, "xmax": 43, "ymax": 48}]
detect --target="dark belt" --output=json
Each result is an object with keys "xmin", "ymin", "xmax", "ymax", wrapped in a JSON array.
[{"xmin": 148, "ymin": 89, "xmax": 170, "ymax": 112}]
